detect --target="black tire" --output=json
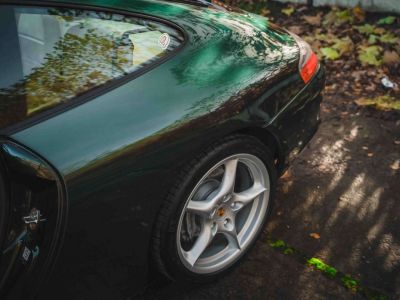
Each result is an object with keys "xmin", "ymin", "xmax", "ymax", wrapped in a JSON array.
[
  {"xmin": 0, "ymin": 160, "xmax": 9, "ymax": 267},
  {"xmin": 151, "ymin": 134, "xmax": 277, "ymax": 282}
]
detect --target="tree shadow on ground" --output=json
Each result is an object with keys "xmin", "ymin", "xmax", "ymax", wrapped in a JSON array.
[
  {"xmin": 144, "ymin": 95, "xmax": 399, "ymax": 300},
  {"xmin": 267, "ymin": 96, "xmax": 400, "ymax": 298}
]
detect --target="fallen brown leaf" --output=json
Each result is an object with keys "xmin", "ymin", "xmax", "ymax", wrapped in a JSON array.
[
  {"xmin": 310, "ymin": 233, "xmax": 321, "ymax": 239},
  {"xmin": 310, "ymin": 40, "xmax": 322, "ymax": 56},
  {"xmin": 351, "ymin": 70, "xmax": 364, "ymax": 82},
  {"xmin": 390, "ymin": 160, "xmax": 399, "ymax": 170},
  {"xmin": 383, "ymin": 50, "xmax": 400, "ymax": 65},
  {"xmin": 314, "ymin": 28, "xmax": 322, "ymax": 35},
  {"xmin": 260, "ymin": 8, "xmax": 270, "ymax": 16},
  {"xmin": 374, "ymin": 27, "xmax": 386, "ymax": 35},
  {"xmin": 282, "ymin": 183, "xmax": 290, "ymax": 194},
  {"xmin": 281, "ymin": 169, "xmax": 292, "ymax": 180},
  {"xmin": 302, "ymin": 13, "xmax": 322, "ymax": 26},
  {"xmin": 297, "ymin": 6, "xmax": 308, "ymax": 13},
  {"xmin": 352, "ymin": 6, "xmax": 366, "ymax": 22},
  {"xmin": 365, "ymin": 83, "xmax": 377, "ymax": 92},
  {"xmin": 323, "ymin": 10, "xmax": 336, "ymax": 26},
  {"xmin": 288, "ymin": 25, "xmax": 303, "ymax": 35}
]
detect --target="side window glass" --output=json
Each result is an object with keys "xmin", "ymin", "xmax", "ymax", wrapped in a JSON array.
[{"xmin": 0, "ymin": 6, "xmax": 184, "ymax": 129}]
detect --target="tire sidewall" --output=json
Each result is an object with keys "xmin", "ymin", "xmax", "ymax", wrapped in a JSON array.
[
  {"xmin": 0, "ymin": 159, "xmax": 9, "ymax": 267},
  {"xmin": 158, "ymin": 136, "xmax": 277, "ymax": 282}
]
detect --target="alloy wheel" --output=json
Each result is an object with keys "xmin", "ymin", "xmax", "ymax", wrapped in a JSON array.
[{"xmin": 176, "ymin": 153, "xmax": 270, "ymax": 274}]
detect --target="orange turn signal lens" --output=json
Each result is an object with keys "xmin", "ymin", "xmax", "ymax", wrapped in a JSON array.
[{"xmin": 300, "ymin": 52, "xmax": 318, "ymax": 84}]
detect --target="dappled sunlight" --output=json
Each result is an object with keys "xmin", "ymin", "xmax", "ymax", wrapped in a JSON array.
[
  {"xmin": 357, "ymin": 186, "xmax": 384, "ymax": 219},
  {"xmin": 322, "ymin": 175, "xmax": 365, "ymax": 229},
  {"xmin": 262, "ymin": 85, "xmax": 399, "ymax": 297},
  {"xmin": 311, "ymin": 139, "xmax": 346, "ymax": 172},
  {"xmin": 348, "ymin": 124, "xmax": 360, "ymax": 141},
  {"xmin": 378, "ymin": 234, "xmax": 400, "ymax": 271},
  {"xmin": 367, "ymin": 215, "xmax": 388, "ymax": 242},
  {"xmin": 336, "ymin": 173, "xmax": 366, "ymax": 208}
]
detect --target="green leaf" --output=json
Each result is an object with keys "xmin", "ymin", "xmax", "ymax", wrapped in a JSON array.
[
  {"xmin": 368, "ymin": 34, "xmax": 378, "ymax": 44},
  {"xmin": 282, "ymin": 6, "xmax": 295, "ymax": 16},
  {"xmin": 321, "ymin": 47, "xmax": 340, "ymax": 60},
  {"xmin": 379, "ymin": 32, "xmax": 399, "ymax": 44},
  {"xmin": 355, "ymin": 24, "xmax": 375, "ymax": 34},
  {"xmin": 307, "ymin": 257, "xmax": 338, "ymax": 278},
  {"xmin": 355, "ymin": 96, "xmax": 400, "ymax": 110},
  {"xmin": 341, "ymin": 274, "xmax": 359, "ymax": 292},
  {"xmin": 332, "ymin": 37, "xmax": 353, "ymax": 55},
  {"xmin": 283, "ymin": 248, "xmax": 294, "ymax": 255},
  {"xmin": 335, "ymin": 9, "xmax": 354, "ymax": 24},
  {"xmin": 323, "ymin": 9, "xmax": 353, "ymax": 26},
  {"xmin": 269, "ymin": 239, "xmax": 286, "ymax": 248},
  {"xmin": 314, "ymin": 33, "xmax": 339, "ymax": 44},
  {"xmin": 358, "ymin": 45, "xmax": 382, "ymax": 66},
  {"xmin": 377, "ymin": 16, "xmax": 396, "ymax": 25}
]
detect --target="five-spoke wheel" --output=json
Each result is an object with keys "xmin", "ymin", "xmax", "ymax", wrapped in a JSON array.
[
  {"xmin": 152, "ymin": 135, "xmax": 276, "ymax": 281},
  {"xmin": 177, "ymin": 154, "xmax": 270, "ymax": 273}
]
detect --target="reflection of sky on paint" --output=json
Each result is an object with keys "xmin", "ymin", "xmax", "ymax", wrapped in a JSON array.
[{"xmin": 166, "ymin": 8, "xmax": 298, "ymax": 123}]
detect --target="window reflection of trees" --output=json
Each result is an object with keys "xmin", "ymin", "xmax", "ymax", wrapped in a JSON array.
[{"xmin": 0, "ymin": 8, "xmax": 183, "ymax": 129}]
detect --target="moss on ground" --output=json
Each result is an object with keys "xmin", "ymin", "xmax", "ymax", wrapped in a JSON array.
[{"xmin": 266, "ymin": 236, "xmax": 390, "ymax": 299}]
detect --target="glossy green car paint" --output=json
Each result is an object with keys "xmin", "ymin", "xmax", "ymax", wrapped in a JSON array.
[
  {"xmin": 0, "ymin": 0, "xmax": 325, "ymax": 297},
  {"xmin": 13, "ymin": 0, "xmax": 300, "ymax": 178}
]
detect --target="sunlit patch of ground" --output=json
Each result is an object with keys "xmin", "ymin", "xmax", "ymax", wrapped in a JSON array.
[{"xmin": 268, "ymin": 90, "xmax": 400, "ymax": 298}]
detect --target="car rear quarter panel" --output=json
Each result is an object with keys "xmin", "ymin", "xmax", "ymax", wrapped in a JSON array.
[{"xmin": 7, "ymin": 0, "xmax": 303, "ymax": 297}]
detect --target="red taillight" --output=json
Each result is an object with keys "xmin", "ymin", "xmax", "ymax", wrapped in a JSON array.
[
  {"xmin": 286, "ymin": 30, "xmax": 319, "ymax": 84},
  {"xmin": 300, "ymin": 51, "xmax": 318, "ymax": 84}
]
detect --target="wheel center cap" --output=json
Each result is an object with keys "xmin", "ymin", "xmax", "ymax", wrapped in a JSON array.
[{"xmin": 217, "ymin": 207, "xmax": 225, "ymax": 217}]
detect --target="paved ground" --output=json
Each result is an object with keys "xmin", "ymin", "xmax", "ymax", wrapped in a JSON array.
[{"xmin": 144, "ymin": 92, "xmax": 400, "ymax": 299}]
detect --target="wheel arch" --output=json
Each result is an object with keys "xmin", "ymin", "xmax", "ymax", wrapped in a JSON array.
[
  {"xmin": 233, "ymin": 126, "xmax": 284, "ymax": 174},
  {"xmin": 148, "ymin": 124, "xmax": 285, "ymax": 276}
]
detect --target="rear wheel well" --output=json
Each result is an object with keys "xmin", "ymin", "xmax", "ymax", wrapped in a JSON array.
[
  {"xmin": 235, "ymin": 127, "xmax": 283, "ymax": 171},
  {"xmin": 151, "ymin": 134, "xmax": 277, "ymax": 282}
]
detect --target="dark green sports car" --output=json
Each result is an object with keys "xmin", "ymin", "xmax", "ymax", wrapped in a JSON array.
[{"xmin": 0, "ymin": 0, "xmax": 325, "ymax": 298}]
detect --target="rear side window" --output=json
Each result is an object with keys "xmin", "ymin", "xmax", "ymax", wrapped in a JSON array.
[{"xmin": 0, "ymin": 6, "xmax": 184, "ymax": 130}]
